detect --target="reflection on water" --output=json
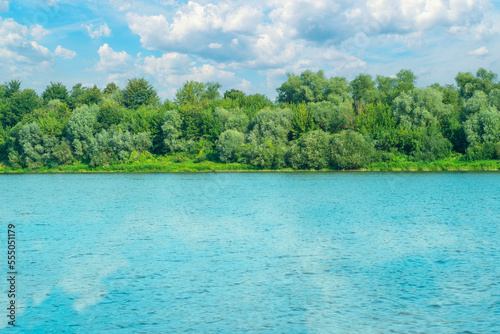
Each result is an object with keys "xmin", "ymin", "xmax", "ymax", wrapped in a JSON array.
[{"xmin": 1, "ymin": 173, "xmax": 499, "ymax": 333}]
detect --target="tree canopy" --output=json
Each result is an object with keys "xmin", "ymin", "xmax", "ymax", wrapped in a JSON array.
[{"xmin": 1, "ymin": 68, "xmax": 500, "ymax": 171}]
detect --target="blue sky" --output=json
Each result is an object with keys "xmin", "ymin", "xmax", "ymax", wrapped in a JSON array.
[{"xmin": 1, "ymin": 0, "xmax": 499, "ymax": 100}]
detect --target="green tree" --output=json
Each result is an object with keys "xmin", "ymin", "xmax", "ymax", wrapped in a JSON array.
[
  {"xmin": 161, "ymin": 110, "xmax": 186, "ymax": 153},
  {"xmin": 355, "ymin": 103, "xmax": 395, "ymax": 136},
  {"xmin": 123, "ymin": 78, "xmax": 159, "ymax": 109},
  {"xmin": 310, "ymin": 101, "xmax": 355, "ymax": 134},
  {"xmin": 216, "ymin": 129, "xmax": 245, "ymax": 163},
  {"xmin": 3, "ymin": 80, "xmax": 21, "ymax": 98},
  {"xmin": 8, "ymin": 122, "xmax": 61, "ymax": 169},
  {"xmin": 464, "ymin": 106, "xmax": 500, "ymax": 145},
  {"xmin": 288, "ymin": 130, "xmax": 331, "ymax": 169},
  {"xmin": 350, "ymin": 74, "xmax": 378, "ymax": 104},
  {"xmin": 97, "ymin": 101, "xmax": 124, "ymax": 129},
  {"xmin": 464, "ymin": 90, "xmax": 489, "ymax": 117},
  {"xmin": 392, "ymin": 88, "xmax": 452, "ymax": 129},
  {"xmin": 88, "ymin": 128, "xmax": 152, "ymax": 167},
  {"xmin": 103, "ymin": 82, "xmax": 119, "ymax": 95},
  {"xmin": 456, "ymin": 68, "xmax": 498, "ymax": 99},
  {"xmin": 42, "ymin": 82, "xmax": 69, "ymax": 103},
  {"xmin": 213, "ymin": 107, "xmax": 249, "ymax": 134},
  {"xmin": 65, "ymin": 104, "xmax": 99, "ymax": 157},
  {"xmin": 376, "ymin": 75, "xmax": 398, "ymax": 105},
  {"xmin": 1, "ymin": 89, "xmax": 41, "ymax": 127},
  {"xmin": 291, "ymin": 103, "xmax": 315, "ymax": 139},
  {"xmin": 247, "ymin": 108, "xmax": 293, "ymax": 145},
  {"xmin": 330, "ymin": 131, "xmax": 375, "ymax": 170}
]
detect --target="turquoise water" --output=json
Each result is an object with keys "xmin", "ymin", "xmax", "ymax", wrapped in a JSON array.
[{"xmin": 1, "ymin": 172, "xmax": 499, "ymax": 333}]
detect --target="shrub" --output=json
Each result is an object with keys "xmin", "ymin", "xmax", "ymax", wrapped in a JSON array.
[{"xmin": 330, "ymin": 130, "xmax": 375, "ymax": 170}]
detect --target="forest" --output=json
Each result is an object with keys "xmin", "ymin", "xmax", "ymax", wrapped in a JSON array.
[{"xmin": 1, "ymin": 68, "xmax": 500, "ymax": 172}]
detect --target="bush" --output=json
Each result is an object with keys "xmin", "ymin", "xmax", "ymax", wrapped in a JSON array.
[
  {"xmin": 465, "ymin": 142, "xmax": 497, "ymax": 161},
  {"xmin": 216, "ymin": 129, "xmax": 245, "ymax": 163},
  {"xmin": 288, "ymin": 130, "xmax": 331, "ymax": 169},
  {"xmin": 330, "ymin": 130, "xmax": 375, "ymax": 170}
]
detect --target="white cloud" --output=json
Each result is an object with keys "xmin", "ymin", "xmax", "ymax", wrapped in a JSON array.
[
  {"xmin": 141, "ymin": 52, "xmax": 194, "ymax": 75},
  {"xmin": 0, "ymin": 17, "xmax": 53, "ymax": 70},
  {"xmin": 127, "ymin": 2, "xmax": 262, "ymax": 50},
  {"xmin": 95, "ymin": 43, "xmax": 131, "ymax": 72},
  {"xmin": 468, "ymin": 46, "xmax": 489, "ymax": 56},
  {"xmin": 110, "ymin": 0, "xmax": 135, "ymax": 11},
  {"xmin": 156, "ymin": 64, "xmax": 236, "ymax": 93},
  {"xmin": 366, "ymin": 0, "xmax": 491, "ymax": 34},
  {"xmin": 208, "ymin": 43, "xmax": 222, "ymax": 49},
  {"xmin": 86, "ymin": 23, "xmax": 111, "ymax": 39},
  {"xmin": 30, "ymin": 24, "xmax": 49, "ymax": 40},
  {"xmin": 55, "ymin": 45, "xmax": 77, "ymax": 59}
]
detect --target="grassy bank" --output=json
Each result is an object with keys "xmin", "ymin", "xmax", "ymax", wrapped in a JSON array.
[
  {"xmin": 367, "ymin": 155, "xmax": 500, "ymax": 171},
  {"xmin": 1, "ymin": 155, "xmax": 500, "ymax": 173}
]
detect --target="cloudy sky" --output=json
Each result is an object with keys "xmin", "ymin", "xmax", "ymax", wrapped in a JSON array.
[{"xmin": 1, "ymin": 0, "xmax": 499, "ymax": 100}]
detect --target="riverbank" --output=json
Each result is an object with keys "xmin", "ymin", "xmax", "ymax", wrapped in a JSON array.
[{"xmin": 1, "ymin": 155, "xmax": 500, "ymax": 173}]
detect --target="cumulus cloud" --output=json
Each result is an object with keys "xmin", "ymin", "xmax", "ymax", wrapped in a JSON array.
[
  {"xmin": 86, "ymin": 23, "xmax": 111, "ymax": 39},
  {"xmin": 0, "ymin": 18, "xmax": 53, "ymax": 70},
  {"xmin": 124, "ymin": 0, "xmax": 496, "ymax": 74},
  {"xmin": 126, "ymin": 2, "xmax": 261, "ymax": 50},
  {"xmin": 141, "ymin": 52, "xmax": 194, "ymax": 75},
  {"xmin": 468, "ymin": 46, "xmax": 489, "ymax": 56},
  {"xmin": 55, "ymin": 45, "xmax": 77, "ymax": 59},
  {"xmin": 95, "ymin": 43, "xmax": 132, "ymax": 72},
  {"xmin": 366, "ymin": 0, "xmax": 489, "ymax": 33}
]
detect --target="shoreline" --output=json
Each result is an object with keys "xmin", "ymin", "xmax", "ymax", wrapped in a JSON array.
[
  {"xmin": 1, "ymin": 166, "xmax": 500, "ymax": 174},
  {"xmin": 1, "ymin": 156, "xmax": 500, "ymax": 174}
]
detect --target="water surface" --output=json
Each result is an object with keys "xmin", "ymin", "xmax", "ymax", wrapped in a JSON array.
[{"xmin": 1, "ymin": 173, "xmax": 499, "ymax": 333}]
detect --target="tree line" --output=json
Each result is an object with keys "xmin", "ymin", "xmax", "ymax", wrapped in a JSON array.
[{"xmin": 1, "ymin": 68, "xmax": 500, "ymax": 170}]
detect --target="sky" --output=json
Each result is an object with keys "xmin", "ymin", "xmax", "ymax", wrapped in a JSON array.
[{"xmin": 1, "ymin": 0, "xmax": 499, "ymax": 100}]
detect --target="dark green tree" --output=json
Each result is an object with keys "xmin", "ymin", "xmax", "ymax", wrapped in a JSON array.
[
  {"xmin": 330, "ymin": 131, "xmax": 375, "ymax": 170},
  {"xmin": 216, "ymin": 129, "xmax": 245, "ymax": 163},
  {"xmin": 288, "ymin": 130, "xmax": 331, "ymax": 169},
  {"xmin": 42, "ymin": 82, "xmax": 69, "ymax": 103},
  {"xmin": 123, "ymin": 78, "xmax": 159, "ymax": 109}
]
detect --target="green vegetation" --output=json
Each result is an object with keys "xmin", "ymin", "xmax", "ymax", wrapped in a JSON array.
[{"xmin": 1, "ymin": 68, "xmax": 500, "ymax": 173}]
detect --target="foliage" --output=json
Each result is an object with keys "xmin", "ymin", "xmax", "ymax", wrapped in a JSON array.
[
  {"xmin": 310, "ymin": 101, "xmax": 355, "ymax": 134},
  {"xmin": 213, "ymin": 107, "xmax": 249, "ymax": 134},
  {"xmin": 330, "ymin": 131, "xmax": 375, "ymax": 170},
  {"xmin": 288, "ymin": 130, "xmax": 331, "ymax": 169},
  {"xmin": 42, "ymin": 82, "xmax": 69, "ymax": 103},
  {"xmin": 392, "ymin": 87, "xmax": 451, "ymax": 129},
  {"xmin": 103, "ymin": 82, "xmax": 119, "ymax": 95},
  {"xmin": 3, "ymin": 80, "xmax": 21, "ymax": 98},
  {"xmin": 276, "ymin": 70, "xmax": 351, "ymax": 104},
  {"xmin": 456, "ymin": 68, "xmax": 498, "ymax": 99},
  {"xmin": 355, "ymin": 103, "xmax": 395, "ymax": 136},
  {"xmin": 216, "ymin": 129, "xmax": 245, "ymax": 163},
  {"xmin": 161, "ymin": 110, "xmax": 186, "ymax": 153},
  {"xmin": 247, "ymin": 108, "xmax": 293, "ymax": 145},
  {"xmin": 2, "ymin": 67, "xmax": 500, "ymax": 171},
  {"xmin": 291, "ymin": 103, "xmax": 315, "ymax": 139},
  {"xmin": 65, "ymin": 104, "xmax": 99, "ymax": 157},
  {"xmin": 175, "ymin": 81, "xmax": 221, "ymax": 107},
  {"xmin": 88, "ymin": 128, "xmax": 152, "ymax": 167},
  {"xmin": 97, "ymin": 101, "xmax": 124, "ymax": 129},
  {"xmin": 350, "ymin": 74, "xmax": 378, "ymax": 104},
  {"xmin": 464, "ymin": 106, "xmax": 500, "ymax": 145},
  {"xmin": 123, "ymin": 78, "xmax": 159, "ymax": 109},
  {"xmin": 1, "ymin": 89, "xmax": 41, "ymax": 127}
]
